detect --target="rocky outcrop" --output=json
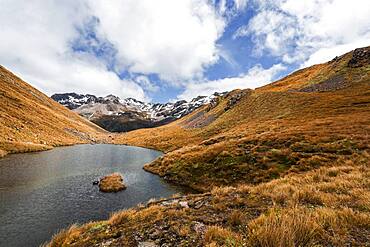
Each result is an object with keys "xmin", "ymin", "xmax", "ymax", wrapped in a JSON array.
[
  {"xmin": 224, "ymin": 90, "xmax": 251, "ymax": 111},
  {"xmin": 348, "ymin": 47, "xmax": 370, "ymax": 68},
  {"xmin": 299, "ymin": 75, "xmax": 348, "ymax": 92}
]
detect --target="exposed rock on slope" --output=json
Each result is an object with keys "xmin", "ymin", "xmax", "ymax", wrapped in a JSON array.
[
  {"xmin": 0, "ymin": 65, "xmax": 106, "ymax": 156},
  {"xmin": 51, "ymin": 92, "xmax": 226, "ymax": 132},
  {"xmin": 348, "ymin": 46, "xmax": 370, "ymax": 68}
]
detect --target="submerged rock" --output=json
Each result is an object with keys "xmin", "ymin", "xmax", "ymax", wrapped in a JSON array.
[{"xmin": 99, "ymin": 173, "xmax": 126, "ymax": 192}]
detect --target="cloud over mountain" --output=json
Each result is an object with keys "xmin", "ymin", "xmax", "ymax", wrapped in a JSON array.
[
  {"xmin": 235, "ymin": 0, "xmax": 370, "ymax": 66},
  {"xmin": 0, "ymin": 0, "xmax": 369, "ymax": 101}
]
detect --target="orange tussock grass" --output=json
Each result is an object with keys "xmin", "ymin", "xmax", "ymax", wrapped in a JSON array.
[{"xmin": 99, "ymin": 173, "xmax": 126, "ymax": 192}]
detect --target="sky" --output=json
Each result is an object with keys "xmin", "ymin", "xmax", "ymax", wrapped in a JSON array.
[{"xmin": 0, "ymin": 0, "xmax": 369, "ymax": 103}]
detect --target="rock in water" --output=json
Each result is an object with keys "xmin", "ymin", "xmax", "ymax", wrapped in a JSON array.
[{"xmin": 99, "ymin": 173, "xmax": 126, "ymax": 192}]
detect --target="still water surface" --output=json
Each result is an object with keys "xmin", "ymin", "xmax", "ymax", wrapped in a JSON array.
[{"xmin": 0, "ymin": 144, "xmax": 189, "ymax": 247}]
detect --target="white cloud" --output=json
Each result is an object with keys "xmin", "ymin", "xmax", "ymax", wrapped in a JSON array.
[
  {"xmin": 234, "ymin": 0, "xmax": 248, "ymax": 10},
  {"xmin": 0, "ymin": 0, "xmax": 148, "ymax": 100},
  {"xmin": 235, "ymin": 0, "xmax": 370, "ymax": 66},
  {"xmin": 89, "ymin": 0, "xmax": 226, "ymax": 82},
  {"xmin": 0, "ymin": 0, "xmax": 235, "ymax": 101},
  {"xmin": 217, "ymin": 0, "xmax": 248, "ymax": 16},
  {"xmin": 234, "ymin": 10, "xmax": 298, "ymax": 57},
  {"xmin": 303, "ymin": 39, "xmax": 370, "ymax": 67},
  {"xmin": 5, "ymin": 0, "xmax": 366, "ymax": 104},
  {"xmin": 178, "ymin": 63, "xmax": 285, "ymax": 100},
  {"xmin": 134, "ymin": 76, "xmax": 159, "ymax": 93}
]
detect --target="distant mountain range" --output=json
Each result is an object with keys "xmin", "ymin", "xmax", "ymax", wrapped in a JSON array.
[{"xmin": 51, "ymin": 92, "xmax": 226, "ymax": 132}]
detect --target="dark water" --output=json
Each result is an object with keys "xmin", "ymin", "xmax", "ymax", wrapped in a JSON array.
[{"xmin": 0, "ymin": 144, "xmax": 189, "ymax": 247}]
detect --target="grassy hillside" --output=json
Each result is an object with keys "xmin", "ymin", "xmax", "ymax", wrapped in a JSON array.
[
  {"xmin": 0, "ymin": 65, "xmax": 107, "ymax": 157},
  {"xmin": 116, "ymin": 46, "xmax": 370, "ymax": 191},
  {"xmin": 42, "ymin": 46, "xmax": 370, "ymax": 246}
]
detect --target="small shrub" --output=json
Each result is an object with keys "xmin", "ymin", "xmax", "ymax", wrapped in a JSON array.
[
  {"xmin": 326, "ymin": 168, "xmax": 340, "ymax": 177},
  {"xmin": 108, "ymin": 209, "xmax": 136, "ymax": 225},
  {"xmin": 43, "ymin": 224, "xmax": 80, "ymax": 247},
  {"xmin": 246, "ymin": 208, "xmax": 322, "ymax": 247},
  {"xmin": 228, "ymin": 210, "xmax": 246, "ymax": 227},
  {"xmin": 204, "ymin": 226, "xmax": 243, "ymax": 247},
  {"xmin": 293, "ymin": 187, "xmax": 325, "ymax": 206}
]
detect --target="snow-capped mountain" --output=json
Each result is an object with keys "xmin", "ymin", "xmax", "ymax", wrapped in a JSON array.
[
  {"xmin": 51, "ymin": 93, "xmax": 98, "ymax": 110},
  {"xmin": 51, "ymin": 92, "xmax": 225, "ymax": 132}
]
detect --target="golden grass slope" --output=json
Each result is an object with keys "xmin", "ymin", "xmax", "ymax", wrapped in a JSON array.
[
  {"xmin": 116, "ymin": 46, "xmax": 370, "ymax": 191},
  {"xmin": 0, "ymin": 65, "xmax": 107, "ymax": 156}
]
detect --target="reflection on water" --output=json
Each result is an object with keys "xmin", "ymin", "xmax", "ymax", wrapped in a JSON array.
[{"xmin": 0, "ymin": 144, "xmax": 189, "ymax": 247}]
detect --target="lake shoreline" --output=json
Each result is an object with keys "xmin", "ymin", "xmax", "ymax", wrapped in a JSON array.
[
  {"xmin": 0, "ymin": 144, "xmax": 189, "ymax": 247},
  {"xmin": 0, "ymin": 137, "xmax": 166, "ymax": 160}
]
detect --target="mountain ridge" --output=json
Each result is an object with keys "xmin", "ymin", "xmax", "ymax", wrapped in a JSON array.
[{"xmin": 51, "ymin": 92, "xmax": 226, "ymax": 132}]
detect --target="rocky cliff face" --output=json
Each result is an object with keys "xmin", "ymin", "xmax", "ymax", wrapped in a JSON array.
[{"xmin": 51, "ymin": 92, "xmax": 225, "ymax": 132}]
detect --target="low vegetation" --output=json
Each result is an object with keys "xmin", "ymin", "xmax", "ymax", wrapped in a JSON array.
[{"xmin": 99, "ymin": 173, "xmax": 127, "ymax": 193}]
